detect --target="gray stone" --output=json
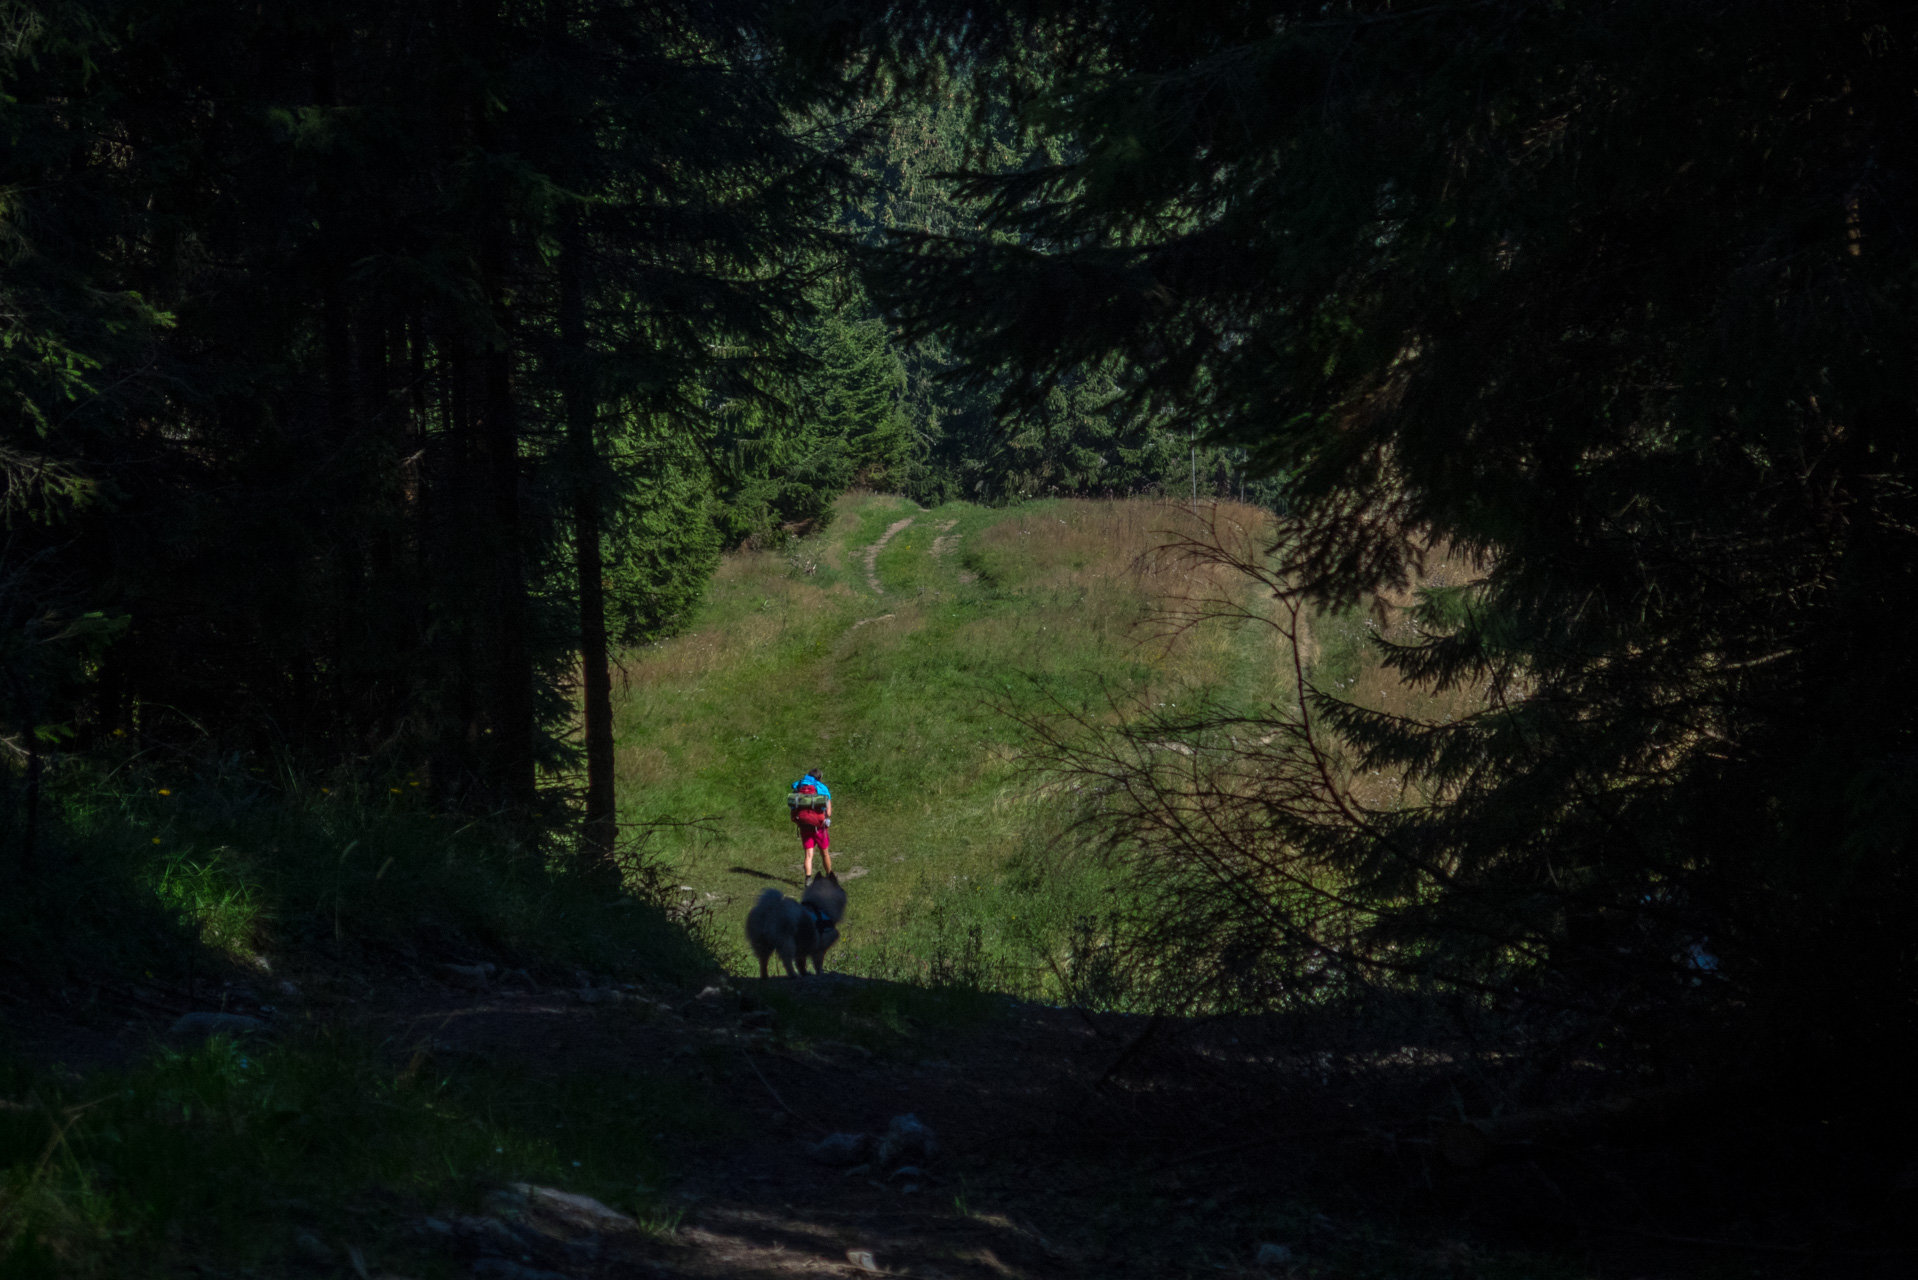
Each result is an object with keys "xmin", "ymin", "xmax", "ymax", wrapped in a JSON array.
[
  {"xmin": 888, "ymin": 1164, "xmax": 939, "ymax": 1183},
  {"xmin": 876, "ymin": 1113, "xmax": 938, "ymax": 1169},
  {"xmin": 292, "ymin": 1229, "xmax": 334, "ymax": 1264},
  {"xmin": 453, "ymin": 1215, "xmax": 526, "ymax": 1250},
  {"xmin": 806, "ymin": 1132, "xmax": 872, "ymax": 1166},
  {"xmin": 471, "ymin": 1260, "xmax": 569, "ymax": 1280},
  {"xmin": 1255, "ymin": 1242, "xmax": 1294, "ymax": 1267},
  {"xmin": 480, "ymin": 1188, "xmax": 531, "ymax": 1219},
  {"xmin": 509, "ymin": 1183, "xmax": 638, "ymax": 1234},
  {"xmin": 172, "ymin": 1011, "xmax": 269, "ymax": 1039},
  {"xmin": 845, "ymin": 1248, "xmax": 882, "ymax": 1273},
  {"xmin": 442, "ymin": 963, "xmax": 494, "ymax": 990}
]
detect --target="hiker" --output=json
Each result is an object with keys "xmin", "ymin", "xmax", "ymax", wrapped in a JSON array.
[{"xmin": 788, "ymin": 767, "xmax": 833, "ymax": 880}]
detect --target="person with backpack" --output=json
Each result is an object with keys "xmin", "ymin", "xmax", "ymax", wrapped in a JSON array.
[{"xmin": 788, "ymin": 768, "xmax": 833, "ymax": 880}]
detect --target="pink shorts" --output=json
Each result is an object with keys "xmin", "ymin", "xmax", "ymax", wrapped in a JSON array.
[{"xmin": 799, "ymin": 825, "xmax": 829, "ymax": 853}]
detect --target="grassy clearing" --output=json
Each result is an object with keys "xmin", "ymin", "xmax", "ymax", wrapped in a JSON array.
[
  {"xmin": 612, "ymin": 492, "xmax": 1298, "ymax": 993},
  {"xmin": 0, "ymin": 1032, "xmax": 716, "ymax": 1278}
]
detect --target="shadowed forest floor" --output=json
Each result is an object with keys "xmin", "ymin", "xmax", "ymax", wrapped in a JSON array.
[{"xmin": 9, "ymin": 967, "xmax": 1907, "ymax": 1280}]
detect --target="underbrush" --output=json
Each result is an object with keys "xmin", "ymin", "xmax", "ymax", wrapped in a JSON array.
[
  {"xmin": 0, "ymin": 1031, "xmax": 715, "ymax": 1278},
  {"xmin": 0, "ymin": 751, "xmax": 724, "ymax": 1277},
  {"xmin": 1, "ymin": 751, "xmax": 716, "ymax": 995}
]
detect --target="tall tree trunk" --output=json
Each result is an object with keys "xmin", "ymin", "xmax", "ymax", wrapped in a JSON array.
[
  {"xmin": 482, "ymin": 228, "xmax": 537, "ymax": 808},
  {"xmin": 558, "ymin": 212, "xmax": 617, "ymax": 863},
  {"xmin": 19, "ymin": 726, "xmax": 40, "ymax": 889},
  {"xmin": 314, "ymin": 34, "xmax": 368, "ymax": 749},
  {"xmin": 438, "ymin": 324, "xmax": 485, "ymax": 803}
]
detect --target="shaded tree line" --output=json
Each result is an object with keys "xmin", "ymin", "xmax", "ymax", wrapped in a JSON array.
[
  {"xmin": 866, "ymin": 0, "xmax": 1918, "ymax": 1094},
  {"xmin": 0, "ymin": 0, "xmax": 885, "ymax": 859},
  {"xmin": 848, "ymin": 73, "xmax": 1266, "ymax": 506}
]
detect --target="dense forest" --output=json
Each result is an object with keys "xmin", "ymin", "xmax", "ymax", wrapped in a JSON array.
[
  {"xmin": 0, "ymin": 0, "xmax": 1245, "ymax": 852},
  {"xmin": 866, "ymin": 0, "xmax": 1918, "ymax": 1097},
  {"xmin": 6, "ymin": 2, "xmax": 1918, "ymax": 1273}
]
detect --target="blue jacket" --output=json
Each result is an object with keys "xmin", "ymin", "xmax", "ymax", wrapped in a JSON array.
[{"xmin": 792, "ymin": 775, "xmax": 831, "ymax": 798}]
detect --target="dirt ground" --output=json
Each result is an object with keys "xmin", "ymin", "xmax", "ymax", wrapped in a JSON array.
[
  {"xmin": 363, "ymin": 977, "xmax": 1255, "ymax": 1280},
  {"xmin": 8, "ymin": 969, "xmax": 1913, "ymax": 1280}
]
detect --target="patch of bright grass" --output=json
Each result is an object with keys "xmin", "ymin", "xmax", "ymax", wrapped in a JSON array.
[
  {"xmin": 614, "ymin": 493, "xmax": 1292, "ymax": 996},
  {"xmin": 0, "ymin": 1032, "xmax": 716, "ymax": 1277}
]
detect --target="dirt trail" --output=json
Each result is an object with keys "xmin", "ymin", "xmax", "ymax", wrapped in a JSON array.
[
  {"xmin": 7, "ymin": 969, "xmax": 1876, "ymax": 1279},
  {"xmin": 863, "ymin": 518, "xmax": 914, "ymax": 594},
  {"xmin": 355, "ymin": 978, "xmax": 1187, "ymax": 1280}
]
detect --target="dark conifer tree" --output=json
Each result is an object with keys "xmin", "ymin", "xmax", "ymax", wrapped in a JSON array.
[
  {"xmin": 867, "ymin": 0, "xmax": 1918, "ymax": 1086},
  {"xmin": 0, "ymin": 0, "xmax": 865, "ymax": 868}
]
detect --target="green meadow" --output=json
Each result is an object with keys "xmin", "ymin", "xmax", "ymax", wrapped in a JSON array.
[{"xmin": 611, "ymin": 491, "xmax": 1301, "ymax": 991}]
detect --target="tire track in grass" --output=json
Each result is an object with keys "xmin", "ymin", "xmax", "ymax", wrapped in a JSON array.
[{"xmin": 864, "ymin": 517, "xmax": 914, "ymax": 593}]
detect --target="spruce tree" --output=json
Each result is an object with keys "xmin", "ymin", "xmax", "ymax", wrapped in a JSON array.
[
  {"xmin": 0, "ymin": 0, "xmax": 866, "ymax": 857},
  {"xmin": 868, "ymin": 0, "xmax": 1918, "ymax": 1084}
]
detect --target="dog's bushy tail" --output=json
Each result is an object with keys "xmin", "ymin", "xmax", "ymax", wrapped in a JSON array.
[{"xmin": 752, "ymin": 886, "xmax": 784, "ymax": 910}]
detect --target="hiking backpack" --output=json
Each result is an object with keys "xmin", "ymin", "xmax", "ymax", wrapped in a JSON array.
[{"xmin": 788, "ymin": 781, "xmax": 828, "ymax": 827}]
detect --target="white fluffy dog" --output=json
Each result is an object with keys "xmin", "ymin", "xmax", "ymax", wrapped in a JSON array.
[{"xmin": 744, "ymin": 873, "xmax": 845, "ymax": 978}]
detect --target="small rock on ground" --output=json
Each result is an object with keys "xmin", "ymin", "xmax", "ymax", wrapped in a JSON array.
[
  {"xmin": 509, "ymin": 1183, "xmax": 638, "ymax": 1234},
  {"xmin": 170, "ymin": 1011, "xmax": 269, "ymax": 1038},
  {"xmin": 1255, "ymin": 1242, "xmax": 1294, "ymax": 1266},
  {"xmin": 877, "ymin": 1113, "xmax": 937, "ymax": 1169},
  {"xmin": 442, "ymin": 963, "xmax": 494, "ymax": 989},
  {"xmin": 292, "ymin": 1229, "xmax": 333, "ymax": 1264},
  {"xmin": 807, "ymin": 1132, "xmax": 872, "ymax": 1166},
  {"xmin": 472, "ymin": 1259, "xmax": 569, "ymax": 1280},
  {"xmin": 888, "ymin": 1164, "xmax": 938, "ymax": 1183}
]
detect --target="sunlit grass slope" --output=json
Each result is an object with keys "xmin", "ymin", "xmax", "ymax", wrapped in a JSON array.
[{"xmin": 612, "ymin": 492, "xmax": 1295, "ymax": 990}]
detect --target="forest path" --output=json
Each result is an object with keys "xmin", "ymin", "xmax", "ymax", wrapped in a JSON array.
[
  {"xmin": 353, "ymin": 975, "xmax": 1264, "ymax": 1280},
  {"xmin": 6, "ymin": 965, "xmax": 1828, "ymax": 1280},
  {"xmin": 337, "ymin": 974, "xmax": 1801, "ymax": 1280},
  {"xmin": 863, "ymin": 518, "xmax": 914, "ymax": 594}
]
